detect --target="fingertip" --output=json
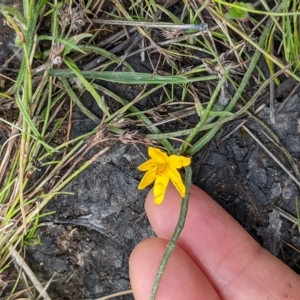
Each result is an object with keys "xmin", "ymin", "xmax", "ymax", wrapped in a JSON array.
[
  {"xmin": 145, "ymin": 183, "xmax": 181, "ymax": 230},
  {"xmin": 129, "ymin": 238, "xmax": 156, "ymax": 300},
  {"xmin": 129, "ymin": 238, "xmax": 220, "ymax": 300}
]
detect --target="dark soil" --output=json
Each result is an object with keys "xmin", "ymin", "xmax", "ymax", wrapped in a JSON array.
[
  {"xmin": 1, "ymin": 1, "xmax": 300, "ymax": 299},
  {"xmin": 26, "ymin": 86, "xmax": 300, "ymax": 300},
  {"xmin": 28, "ymin": 143, "xmax": 152, "ymax": 300}
]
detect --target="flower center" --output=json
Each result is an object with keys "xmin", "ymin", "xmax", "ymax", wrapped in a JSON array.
[{"xmin": 156, "ymin": 165, "xmax": 167, "ymax": 176}]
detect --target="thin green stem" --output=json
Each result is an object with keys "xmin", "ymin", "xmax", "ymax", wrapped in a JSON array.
[
  {"xmin": 213, "ymin": 0, "xmax": 300, "ymax": 16},
  {"xmin": 182, "ymin": 66, "xmax": 230, "ymax": 153},
  {"xmin": 151, "ymin": 165, "xmax": 192, "ymax": 300}
]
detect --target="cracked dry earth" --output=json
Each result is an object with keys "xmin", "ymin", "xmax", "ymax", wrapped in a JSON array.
[{"xmin": 24, "ymin": 93, "xmax": 300, "ymax": 300}]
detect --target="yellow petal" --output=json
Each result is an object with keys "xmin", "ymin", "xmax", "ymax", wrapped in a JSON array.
[
  {"xmin": 168, "ymin": 155, "xmax": 191, "ymax": 169},
  {"xmin": 148, "ymin": 147, "xmax": 168, "ymax": 164},
  {"xmin": 153, "ymin": 174, "xmax": 169, "ymax": 205},
  {"xmin": 138, "ymin": 159, "xmax": 157, "ymax": 171},
  {"xmin": 168, "ymin": 166, "xmax": 185, "ymax": 197},
  {"xmin": 138, "ymin": 168, "xmax": 157, "ymax": 190}
]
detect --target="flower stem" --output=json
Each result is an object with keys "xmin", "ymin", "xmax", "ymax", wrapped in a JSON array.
[{"xmin": 150, "ymin": 165, "xmax": 192, "ymax": 300}]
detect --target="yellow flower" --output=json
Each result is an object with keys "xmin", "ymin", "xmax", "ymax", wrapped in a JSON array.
[{"xmin": 137, "ymin": 147, "xmax": 191, "ymax": 205}]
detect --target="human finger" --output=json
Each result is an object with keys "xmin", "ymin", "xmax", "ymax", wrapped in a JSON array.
[
  {"xmin": 145, "ymin": 184, "xmax": 300, "ymax": 299},
  {"xmin": 129, "ymin": 237, "xmax": 221, "ymax": 300}
]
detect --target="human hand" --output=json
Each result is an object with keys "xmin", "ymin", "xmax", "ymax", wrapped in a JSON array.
[{"xmin": 129, "ymin": 184, "xmax": 300, "ymax": 300}]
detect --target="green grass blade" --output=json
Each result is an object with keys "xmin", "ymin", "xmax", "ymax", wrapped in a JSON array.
[
  {"xmin": 64, "ymin": 57, "xmax": 110, "ymax": 116},
  {"xmin": 61, "ymin": 77, "xmax": 100, "ymax": 123}
]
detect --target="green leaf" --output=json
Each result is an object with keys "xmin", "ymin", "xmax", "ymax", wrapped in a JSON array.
[
  {"xmin": 225, "ymin": 2, "xmax": 250, "ymax": 20},
  {"xmin": 63, "ymin": 33, "xmax": 92, "ymax": 55},
  {"xmin": 64, "ymin": 57, "xmax": 110, "ymax": 116},
  {"xmin": 61, "ymin": 77, "xmax": 100, "ymax": 123},
  {"xmin": 0, "ymin": 4, "xmax": 27, "ymax": 28},
  {"xmin": 202, "ymin": 110, "xmax": 233, "ymax": 117},
  {"xmin": 43, "ymin": 69, "xmax": 190, "ymax": 84},
  {"xmin": 38, "ymin": 35, "xmax": 88, "ymax": 56}
]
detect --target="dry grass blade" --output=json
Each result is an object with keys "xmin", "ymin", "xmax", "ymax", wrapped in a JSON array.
[
  {"xmin": 273, "ymin": 205, "xmax": 298, "ymax": 226},
  {"xmin": 89, "ymin": 18, "xmax": 208, "ymax": 30},
  {"xmin": 0, "ymin": 126, "xmax": 21, "ymax": 186},
  {"xmin": 10, "ymin": 249, "xmax": 51, "ymax": 300}
]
